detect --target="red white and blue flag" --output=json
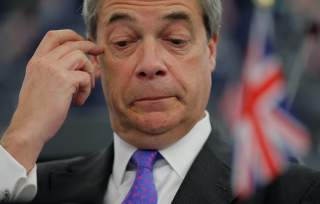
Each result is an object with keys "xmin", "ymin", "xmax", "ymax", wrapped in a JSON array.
[{"xmin": 221, "ymin": 6, "xmax": 310, "ymax": 199}]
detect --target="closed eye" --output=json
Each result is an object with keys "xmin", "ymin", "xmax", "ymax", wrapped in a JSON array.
[
  {"xmin": 166, "ymin": 38, "xmax": 189, "ymax": 48},
  {"xmin": 170, "ymin": 39, "xmax": 186, "ymax": 45}
]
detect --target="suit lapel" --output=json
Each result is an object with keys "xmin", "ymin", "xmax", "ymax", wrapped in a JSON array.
[
  {"xmin": 49, "ymin": 143, "xmax": 114, "ymax": 203},
  {"xmin": 172, "ymin": 128, "xmax": 236, "ymax": 204},
  {"xmin": 40, "ymin": 125, "xmax": 237, "ymax": 203}
]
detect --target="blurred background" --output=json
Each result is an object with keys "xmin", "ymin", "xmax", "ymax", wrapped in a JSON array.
[{"xmin": 0, "ymin": 0, "xmax": 319, "ymax": 168}]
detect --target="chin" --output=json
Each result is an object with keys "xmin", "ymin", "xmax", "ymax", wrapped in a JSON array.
[
  {"xmin": 129, "ymin": 110, "xmax": 183, "ymax": 135},
  {"xmin": 112, "ymin": 108, "xmax": 200, "ymax": 149}
]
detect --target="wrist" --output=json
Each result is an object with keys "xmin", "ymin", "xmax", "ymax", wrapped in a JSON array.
[{"xmin": 1, "ymin": 128, "xmax": 44, "ymax": 172}]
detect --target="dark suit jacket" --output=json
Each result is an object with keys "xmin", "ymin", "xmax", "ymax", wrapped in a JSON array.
[{"xmin": 30, "ymin": 128, "xmax": 320, "ymax": 204}]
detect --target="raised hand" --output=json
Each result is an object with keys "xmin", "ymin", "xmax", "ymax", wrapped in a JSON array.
[{"xmin": 0, "ymin": 29, "xmax": 104, "ymax": 171}]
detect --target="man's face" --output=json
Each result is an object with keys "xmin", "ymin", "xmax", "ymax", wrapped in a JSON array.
[{"xmin": 95, "ymin": 0, "xmax": 217, "ymax": 149}]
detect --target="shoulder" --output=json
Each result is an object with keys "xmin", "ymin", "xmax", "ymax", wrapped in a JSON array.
[
  {"xmin": 33, "ymin": 144, "xmax": 114, "ymax": 203},
  {"xmin": 242, "ymin": 165, "xmax": 320, "ymax": 204},
  {"xmin": 37, "ymin": 146, "xmax": 111, "ymax": 176},
  {"xmin": 275, "ymin": 165, "xmax": 320, "ymax": 203}
]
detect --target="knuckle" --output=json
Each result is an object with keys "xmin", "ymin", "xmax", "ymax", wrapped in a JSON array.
[
  {"xmin": 63, "ymin": 41, "xmax": 76, "ymax": 51},
  {"xmin": 74, "ymin": 50, "xmax": 87, "ymax": 64},
  {"xmin": 45, "ymin": 30, "xmax": 57, "ymax": 39},
  {"xmin": 74, "ymin": 49, "xmax": 84, "ymax": 57},
  {"xmin": 64, "ymin": 29, "xmax": 76, "ymax": 35},
  {"xmin": 77, "ymin": 72, "xmax": 91, "ymax": 83},
  {"xmin": 84, "ymin": 73, "xmax": 91, "ymax": 84},
  {"xmin": 65, "ymin": 41, "xmax": 75, "ymax": 47},
  {"xmin": 63, "ymin": 29, "xmax": 82, "ymax": 39},
  {"xmin": 55, "ymin": 70, "xmax": 68, "ymax": 83}
]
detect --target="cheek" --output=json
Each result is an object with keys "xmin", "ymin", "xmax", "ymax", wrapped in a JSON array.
[
  {"xmin": 100, "ymin": 55, "xmax": 133, "ymax": 104},
  {"xmin": 178, "ymin": 54, "xmax": 212, "ymax": 103}
]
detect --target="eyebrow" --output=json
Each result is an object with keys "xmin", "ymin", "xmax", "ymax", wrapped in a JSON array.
[
  {"xmin": 162, "ymin": 11, "xmax": 192, "ymax": 24},
  {"xmin": 107, "ymin": 13, "xmax": 136, "ymax": 25}
]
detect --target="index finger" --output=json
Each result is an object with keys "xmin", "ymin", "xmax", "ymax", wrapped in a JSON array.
[
  {"xmin": 46, "ymin": 41, "xmax": 104, "ymax": 61},
  {"xmin": 34, "ymin": 29, "xmax": 84, "ymax": 57}
]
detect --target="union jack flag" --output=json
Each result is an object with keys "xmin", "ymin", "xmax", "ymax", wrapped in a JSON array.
[{"xmin": 221, "ymin": 6, "xmax": 310, "ymax": 199}]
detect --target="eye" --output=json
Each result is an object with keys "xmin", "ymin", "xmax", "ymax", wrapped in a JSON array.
[
  {"xmin": 166, "ymin": 38, "xmax": 189, "ymax": 48},
  {"xmin": 170, "ymin": 39, "xmax": 186, "ymax": 45},
  {"xmin": 113, "ymin": 40, "xmax": 130, "ymax": 49}
]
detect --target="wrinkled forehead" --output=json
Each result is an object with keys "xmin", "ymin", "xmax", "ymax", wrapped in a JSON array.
[{"xmin": 97, "ymin": 0, "xmax": 203, "ymax": 26}]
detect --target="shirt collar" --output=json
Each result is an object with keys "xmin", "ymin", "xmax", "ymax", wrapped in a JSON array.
[
  {"xmin": 112, "ymin": 133, "xmax": 137, "ymax": 187},
  {"xmin": 112, "ymin": 111, "xmax": 211, "ymax": 187},
  {"xmin": 159, "ymin": 111, "xmax": 211, "ymax": 178}
]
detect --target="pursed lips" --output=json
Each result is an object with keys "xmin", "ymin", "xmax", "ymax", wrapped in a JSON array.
[
  {"xmin": 130, "ymin": 96, "xmax": 177, "ymax": 111},
  {"xmin": 134, "ymin": 96, "xmax": 174, "ymax": 102}
]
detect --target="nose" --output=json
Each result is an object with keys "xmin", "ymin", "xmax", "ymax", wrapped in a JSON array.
[{"xmin": 135, "ymin": 38, "xmax": 167, "ymax": 80}]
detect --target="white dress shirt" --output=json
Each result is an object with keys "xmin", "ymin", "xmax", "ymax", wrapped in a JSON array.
[
  {"xmin": 0, "ymin": 146, "xmax": 37, "ymax": 202},
  {"xmin": 0, "ymin": 111, "xmax": 211, "ymax": 203}
]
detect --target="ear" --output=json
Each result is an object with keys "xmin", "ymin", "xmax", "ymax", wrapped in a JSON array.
[
  {"xmin": 88, "ymin": 36, "xmax": 102, "ymax": 79},
  {"xmin": 207, "ymin": 34, "xmax": 218, "ymax": 72},
  {"xmin": 90, "ymin": 55, "xmax": 102, "ymax": 79}
]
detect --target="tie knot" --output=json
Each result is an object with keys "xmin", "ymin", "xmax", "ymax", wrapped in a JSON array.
[{"xmin": 131, "ymin": 150, "xmax": 159, "ymax": 170}]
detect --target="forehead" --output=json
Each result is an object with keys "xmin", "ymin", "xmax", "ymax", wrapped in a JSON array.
[{"xmin": 98, "ymin": 0, "xmax": 203, "ymax": 23}]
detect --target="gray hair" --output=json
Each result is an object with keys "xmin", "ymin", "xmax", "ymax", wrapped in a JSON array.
[{"xmin": 82, "ymin": 0, "xmax": 222, "ymax": 40}]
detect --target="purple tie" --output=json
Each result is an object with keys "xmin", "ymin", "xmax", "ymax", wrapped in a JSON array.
[{"xmin": 122, "ymin": 150, "xmax": 159, "ymax": 204}]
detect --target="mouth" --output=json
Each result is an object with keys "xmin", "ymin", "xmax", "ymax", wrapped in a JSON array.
[
  {"xmin": 134, "ymin": 96, "xmax": 174, "ymax": 102},
  {"xmin": 130, "ymin": 96, "xmax": 177, "ymax": 112}
]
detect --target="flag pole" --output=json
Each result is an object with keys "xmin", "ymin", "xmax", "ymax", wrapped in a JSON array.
[
  {"xmin": 287, "ymin": 23, "xmax": 319, "ymax": 108},
  {"xmin": 252, "ymin": 0, "xmax": 311, "ymax": 110}
]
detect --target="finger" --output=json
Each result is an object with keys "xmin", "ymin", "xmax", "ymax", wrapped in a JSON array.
[
  {"xmin": 57, "ymin": 50, "xmax": 96, "ymax": 87},
  {"xmin": 46, "ymin": 40, "xmax": 104, "ymax": 61},
  {"xmin": 34, "ymin": 29, "xmax": 84, "ymax": 57},
  {"xmin": 70, "ymin": 71, "xmax": 91, "ymax": 106}
]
